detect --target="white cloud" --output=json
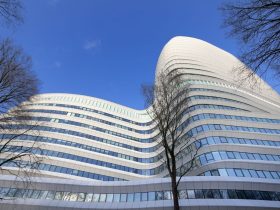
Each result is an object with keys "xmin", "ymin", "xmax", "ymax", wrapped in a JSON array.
[{"xmin": 83, "ymin": 40, "xmax": 101, "ymax": 50}]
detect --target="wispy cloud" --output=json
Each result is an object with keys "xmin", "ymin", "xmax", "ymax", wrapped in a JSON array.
[
  {"xmin": 54, "ymin": 61, "xmax": 62, "ymax": 68},
  {"xmin": 48, "ymin": 0, "xmax": 61, "ymax": 7},
  {"xmin": 83, "ymin": 40, "xmax": 101, "ymax": 50}
]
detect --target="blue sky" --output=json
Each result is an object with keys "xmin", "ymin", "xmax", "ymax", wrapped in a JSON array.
[{"xmin": 2, "ymin": 0, "xmax": 279, "ymax": 109}]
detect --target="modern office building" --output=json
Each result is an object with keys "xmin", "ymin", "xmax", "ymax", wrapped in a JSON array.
[{"xmin": 0, "ymin": 36, "xmax": 280, "ymax": 209}]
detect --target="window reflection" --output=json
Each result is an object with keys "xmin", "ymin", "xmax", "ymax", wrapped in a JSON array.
[{"xmin": 0, "ymin": 186, "xmax": 280, "ymax": 203}]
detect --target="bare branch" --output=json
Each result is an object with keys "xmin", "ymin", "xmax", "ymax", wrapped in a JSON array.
[
  {"xmin": 0, "ymin": 38, "xmax": 41, "ymax": 184},
  {"xmin": 142, "ymin": 72, "xmax": 200, "ymax": 210},
  {"xmin": 221, "ymin": 0, "xmax": 280, "ymax": 85},
  {"xmin": 0, "ymin": 0, "xmax": 23, "ymax": 27}
]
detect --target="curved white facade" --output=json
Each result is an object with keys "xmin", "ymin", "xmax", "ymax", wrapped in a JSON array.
[{"xmin": 0, "ymin": 36, "xmax": 280, "ymax": 209}]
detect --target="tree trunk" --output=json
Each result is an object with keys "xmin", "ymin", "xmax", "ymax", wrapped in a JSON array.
[{"xmin": 171, "ymin": 174, "xmax": 180, "ymax": 210}]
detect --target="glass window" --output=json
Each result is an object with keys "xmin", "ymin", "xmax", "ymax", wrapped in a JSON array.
[
  {"xmin": 235, "ymin": 169, "xmax": 244, "ymax": 177},
  {"xmin": 212, "ymin": 152, "xmax": 221, "ymax": 160},
  {"xmin": 218, "ymin": 169, "xmax": 228, "ymax": 176},
  {"xmin": 269, "ymin": 192, "xmax": 280, "ymax": 201},
  {"xmin": 214, "ymin": 137, "xmax": 221, "ymax": 144},
  {"xmin": 63, "ymin": 192, "xmax": 71, "ymax": 201},
  {"xmin": 207, "ymin": 137, "xmax": 214, "ymax": 145},
  {"xmin": 179, "ymin": 190, "xmax": 187, "ymax": 199},
  {"xmin": 211, "ymin": 169, "xmax": 219, "ymax": 176},
  {"xmin": 206, "ymin": 153, "xmax": 214, "ymax": 161},
  {"xmin": 99, "ymin": 194, "xmax": 106, "ymax": 202},
  {"xmin": 236, "ymin": 190, "xmax": 247, "ymax": 199},
  {"xmin": 193, "ymin": 115, "xmax": 199, "ymax": 121},
  {"xmin": 120, "ymin": 193, "xmax": 127, "ymax": 202},
  {"xmin": 271, "ymin": 171, "xmax": 280, "ymax": 179},
  {"xmin": 30, "ymin": 190, "xmax": 40, "ymax": 199},
  {"xmin": 233, "ymin": 152, "xmax": 241, "ymax": 159},
  {"xmin": 196, "ymin": 126, "xmax": 203, "ymax": 133},
  {"xmin": 85, "ymin": 193, "xmax": 93, "ymax": 202},
  {"xmin": 194, "ymin": 189, "xmax": 204, "ymax": 198},
  {"xmin": 244, "ymin": 190, "xmax": 255, "ymax": 200},
  {"xmin": 14, "ymin": 189, "xmax": 25, "ymax": 198},
  {"xmin": 220, "ymin": 189, "xmax": 229, "ymax": 199},
  {"xmin": 240, "ymin": 152, "xmax": 248, "ymax": 159},
  {"xmin": 227, "ymin": 169, "xmax": 236, "ymax": 177},
  {"xmin": 214, "ymin": 124, "xmax": 221, "ymax": 130},
  {"xmin": 256, "ymin": 171, "xmax": 265, "ymax": 178},
  {"xmin": 247, "ymin": 153, "xmax": 254, "ymax": 160},
  {"xmin": 61, "ymin": 167, "xmax": 67, "ymax": 173},
  {"xmin": 77, "ymin": 193, "xmax": 85, "ymax": 202},
  {"xmin": 92, "ymin": 193, "xmax": 100, "ymax": 202},
  {"xmin": 106, "ymin": 194, "xmax": 113, "ymax": 202},
  {"xmin": 219, "ymin": 152, "xmax": 227, "ymax": 160},
  {"xmin": 163, "ymin": 191, "xmax": 172, "ymax": 200},
  {"xmin": 253, "ymin": 153, "xmax": 261, "ymax": 160},
  {"xmin": 147, "ymin": 191, "xmax": 155, "ymax": 201},
  {"xmin": 200, "ymin": 155, "xmax": 207, "ymax": 165},
  {"xmin": 212, "ymin": 189, "xmax": 222, "ymax": 199},
  {"xmin": 232, "ymin": 138, "xmax": 239, "ymax": 144},
  {"xmin": 22, "ymin": 189, "xmax": 33, "ymax": 198},
  {"xmin": 227, "ymin": 190, "xmax": 238, "ymax": 199},
  {"xmin": 201, "ymin": 138, "xmax": 207, "ymax": 146},
  {"xmin": 261, "ymin": 155, "xmax": 273, "ymax": 160},
  {"xmin": 134, "ymin": 192, "xmax": 141, "ymax": 202},
  {"xmin": 260, "ymin": 154, "xmax": 268, "ymax": 160},
  {"xmin": 260, "ymin": 191, "xmax": 271, "ymax": 200},
  {"xmin": 38, "ymin": 190, "xmax": 48, "ymax": 199},
  {"xmin": 252, "ymin": 191, "xmax": 262, "ymax": 200},
  {"xmin": 69, "ymin": 193, "xmax": 78, "ymax": 201},
  {"xmin": 204, "ymin": 171, "xmax": 211, "ymax": 176},
  {"xmin": 45, "ymin": 191, "xmax": 55, "ymax": 200},
  {"xmin": 256, "ymin": 140, "xmax": 264, "ymax": 145},
  {"xmin": 113, "ymin": 194, "xmax": 120, "ymax": 202},
  {"xmin": 203, "ymin": 190, "xmax": 214, "ymax": 198},
  {"xmin": 242, "ymin": 169, "xmax": 250, "ymax": 177},
  {"xmin": 127, "ymin": 193, "xmax": 134, "ymax": 202},
  {"xmin": 249, "ymin": 170, "xmax": 258, "ymax": 178},
  {"xmin": 273, "ymin": 155, "xmax": 280, "ymax": 161},
  {"xmin": 227, "ymin": 137, "xmax": 234, "ymax": 144},
  {"xmin": 263, "ymin": 171, "xmax": 272, "ymax": 179},
  {"xmin": 141, "ymin": 192, "xmax": 148, "ymax": 201},
  {"xmin": 220, "ymin": 137, "xmax": 227, "ymax": 143},
  {"xmin": 155, "ymin": 191, "xmax": 164, "ymax": 200},
  {"xmin": 6, "ymin": 188, "xmax": 17, "ymax": 197},
  {"xmin": 195, "ymin": 141, "xmax": 202, "ymax": 149},
  {"xmin": 250, "ymin": 139, "xmax": 258, "ymax": 145}
]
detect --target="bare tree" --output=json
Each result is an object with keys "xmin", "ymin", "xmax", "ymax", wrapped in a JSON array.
[
  {"xmin": 142, "ymin": 72, "xmax": 200, "ymax": 210},
  {"xmin": 0, "ymin": 0, "xmax": 43, "ymax": 187},
  {"xmin": 0, "ymin": 0, "xmax": 23, "ymax": 26},
  {"xmin": 0, "ymin": 38, "xmax": 42, "ymax": 183},
  {"xmin": 221, "ymin": 0, "xmax": 280, "ymax": 84}
]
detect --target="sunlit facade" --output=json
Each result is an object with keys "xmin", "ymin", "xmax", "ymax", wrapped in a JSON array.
[{"xmin": 0, "ymin": 37, "xmax": 280, "ymax": 209}]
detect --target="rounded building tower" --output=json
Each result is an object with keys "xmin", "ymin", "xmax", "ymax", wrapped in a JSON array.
[{"xmin": 0, "ymin": 37, "xmax": 280, "ymax": 209}]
